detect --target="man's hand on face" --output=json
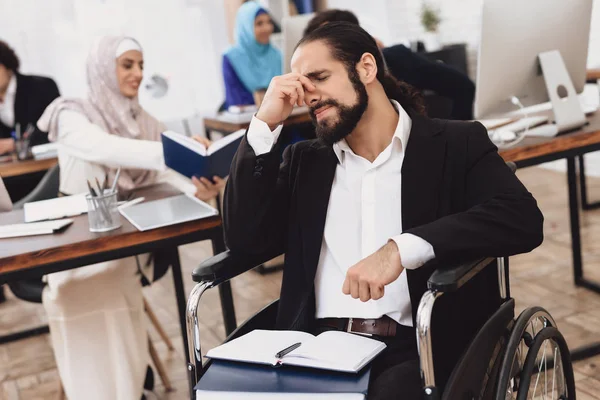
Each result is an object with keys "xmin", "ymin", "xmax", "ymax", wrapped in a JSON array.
[
  {"xmin": 342, "ymin": 241, "xmax": 404, "ymax": 302},
  {"xmin": 255, "ymin": 73, "xmax": 316, "ymax": 131}
]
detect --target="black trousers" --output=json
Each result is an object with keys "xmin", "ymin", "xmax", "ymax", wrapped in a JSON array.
[
  {"xmin": 315, "ymin": 323, "xmax": 422, "ymax": 400},
  {"xmin": 367, "ymin": 324, "xmax": 422, "ymax": 400}
]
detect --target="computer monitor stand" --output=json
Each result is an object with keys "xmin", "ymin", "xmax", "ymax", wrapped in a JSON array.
[{"xmin": 525, "ymin": 50, "xmax": 587, "ymax": 137}]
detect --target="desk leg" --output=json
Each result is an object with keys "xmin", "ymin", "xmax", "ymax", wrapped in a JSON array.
[
  {"xmin": 567, "ymin": 156, "xmax": 600, "ymax": 361},
  {"xmin": 212, "ymin": 229, "xmax": 237, "ymax": 336},
  {"xmin": 579, "ymin": 155, "xmax": 600, "ymax": 210},
  {"xmin": 171, "ymin": 249, "xmax": 190, "ymax": 361},
  {"xmin": 568, "ymin": 157, "xmax": 584, "ymax": 284}
]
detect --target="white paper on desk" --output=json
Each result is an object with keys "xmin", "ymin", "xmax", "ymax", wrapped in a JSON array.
[
  {"xmin": 215, "ymin": 106, "xmax": 309, "ymax": 124},
  {"xmin": 31, "ymin": 143, "xmax": 59, "ymax": 160},
  {"xmin": 24, "ymin": 194, "xmax": 88, "ymax": 223},
  {"xmin": 0, "ymin": 218, "xmax": 73, "ymax": 239}
]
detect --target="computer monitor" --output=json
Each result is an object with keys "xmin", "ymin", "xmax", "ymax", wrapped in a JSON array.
[
  {"xmin": 475, "ymin": 0, "xmax": 593, "ymax": 131},
  {"xmin": 282, "ymin": 13, "xmax": 315, "ymax": 74}
]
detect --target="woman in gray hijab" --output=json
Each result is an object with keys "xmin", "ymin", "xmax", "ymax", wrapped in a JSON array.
[{"xmin": 38, "ymin": 36, "xmax": 223, "ymax": 399}]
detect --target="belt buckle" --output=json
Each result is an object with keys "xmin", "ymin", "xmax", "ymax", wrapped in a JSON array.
[{"xmin": 346, "ymin": 317, "xmax": 373, "ymax": 337}]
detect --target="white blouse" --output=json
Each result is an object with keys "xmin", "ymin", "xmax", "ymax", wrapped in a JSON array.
[{"xmin": 56, "ymin": 109, "xmax": 195, "ymax": 196}]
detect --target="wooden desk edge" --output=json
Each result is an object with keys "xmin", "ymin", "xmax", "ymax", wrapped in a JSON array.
[
  {"xmin": 0, "ymin": 158, "xmax": 58, "ymax": 178},
  {"xmin": 0, "ymin": 216, "xmax": 222, "ymax": 276}
]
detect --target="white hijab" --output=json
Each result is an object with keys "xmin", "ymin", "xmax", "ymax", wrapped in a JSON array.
[{"xmin": 38, "ymin": 35, "xmax": 166, "ymax": 190}]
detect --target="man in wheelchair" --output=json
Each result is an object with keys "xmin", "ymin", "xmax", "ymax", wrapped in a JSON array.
[{"xmin": 222, "ymin": 22, "xmax": 544, "ymax": 399}]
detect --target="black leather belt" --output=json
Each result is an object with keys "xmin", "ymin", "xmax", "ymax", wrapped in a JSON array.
[{"xmin": 317, "ymin": 315, "xmax": 398, "ymax": 337}]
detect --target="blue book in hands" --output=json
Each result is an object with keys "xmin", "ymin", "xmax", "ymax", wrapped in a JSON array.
[{"xmin": 161, "ymin": 130, "xmax": 245, "ymax": 180}]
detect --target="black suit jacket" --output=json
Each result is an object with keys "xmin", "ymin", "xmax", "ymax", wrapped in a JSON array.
[
  {"xmin": 0, "ymin": 73, "xmax": 60, "ymax": 146},
  {"xmin": 224, "ymin": 112, "xmax": 544, "ymax": 386}
]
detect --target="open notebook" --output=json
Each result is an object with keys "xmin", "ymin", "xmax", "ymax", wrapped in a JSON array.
[{"xmin": 206, "ymin": 330, "xmax": 386, "ymax": 374}]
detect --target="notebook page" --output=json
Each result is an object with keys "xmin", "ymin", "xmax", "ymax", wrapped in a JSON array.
[
  {"xmin": 162, "ymin": 130, "xmax": 207, "ymax": 156},
  {"xmin": 207, "ymin": 129, "xmax": 245, "ymax": 156},
  {"xmin": 206, "ymin": 330, "xmax": 315, "ymax": 366},
  {"xmin": 283, "ymin": 331, "xmax": 386, "ymax": 372}
]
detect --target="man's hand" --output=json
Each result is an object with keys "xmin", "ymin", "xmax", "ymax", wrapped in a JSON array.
[
  {"xmin": 0, "ymin": 138, "xmax": 15, "ymax": 155},
  {"xmin": 342, "ymin": 241, "xmax": 404, "ymax": 302},
  {"xmin": 255, "ymin": 73, "xmax": 316, "ymax": 130}
]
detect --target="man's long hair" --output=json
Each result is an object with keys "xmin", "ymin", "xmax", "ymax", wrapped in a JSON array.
[{"xmin": 297, "ymin": 22, "xmax": 425, "ymax": 115}]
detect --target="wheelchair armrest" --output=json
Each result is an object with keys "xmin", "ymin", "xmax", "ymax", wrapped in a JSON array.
[
  {"xmin": 427, "ymin": 257, "xmax": 495, "ymax": 293},
  {"xmin": 192, "ymin": 250, "xmax": 281, "ymax": 286}
]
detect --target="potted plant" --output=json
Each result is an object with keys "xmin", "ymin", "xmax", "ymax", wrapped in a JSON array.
[{"xmin": 421, "ymin": 3, "xmax": 442, "ymax": 51}]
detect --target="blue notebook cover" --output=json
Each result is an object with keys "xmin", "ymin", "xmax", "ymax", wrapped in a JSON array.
[
  {"xmin": 161, "ymin": 131, "xmax": 244, "ymax": 180},
  {"xmin": 195, "ymin": 360, "xmax": 370, "ymax": 394}
]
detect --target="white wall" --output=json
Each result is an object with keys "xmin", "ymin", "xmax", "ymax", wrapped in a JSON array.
[{"xmin": 0, "ymin": 0, "xmax": 230, "ymax": 122}]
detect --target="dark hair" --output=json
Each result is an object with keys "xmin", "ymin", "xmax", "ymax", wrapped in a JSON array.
[
  {"xmin": 0, "ymin": 40, "xmax": 20, "ymax": 72},
  {"xmin": 298, "ymin": 22, "xmax": 425, "ymax": 115},
  {"xmin": 303, "ymin": 9, "xmax": 359, "ymax": 36}
]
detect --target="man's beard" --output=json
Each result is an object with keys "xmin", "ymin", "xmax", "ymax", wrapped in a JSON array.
[{"xmin": 309, "ymin": 73, "xmax": 368, "ymax": 146}]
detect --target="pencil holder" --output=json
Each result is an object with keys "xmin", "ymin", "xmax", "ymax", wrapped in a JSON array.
[{"xmin": 86, "ymin": 190, "xmax": 121, "ymax": 232}]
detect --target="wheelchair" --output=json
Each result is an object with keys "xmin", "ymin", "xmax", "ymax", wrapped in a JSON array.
[{"xmin": 186, "ymin": 251, "xmax": 575, "ymax": 400}]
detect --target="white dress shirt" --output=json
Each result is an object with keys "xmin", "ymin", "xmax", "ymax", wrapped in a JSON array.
[
  {"xmin": 0, "ymin": 73, "xmax": 17, "ymax": 128},
  {"xmin": 247, "ymin": 100, "xmax": 436, "ymax": 327}
]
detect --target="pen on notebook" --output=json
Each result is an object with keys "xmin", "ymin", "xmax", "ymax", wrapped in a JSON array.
[
  {"xmin": 275, "ymin": 342, "xmax": 301, "ymax": 359},
  {"xmin": 110, "ymin": 167, "xmax": 121, "ymax": 193}
]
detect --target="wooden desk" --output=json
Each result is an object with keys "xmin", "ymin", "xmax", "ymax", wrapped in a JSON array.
[
  {"xmin": 0, "ymin": 183, "xmax": 235, "ymax": 370},
  {"xmin": 499, "ymin": 112, "xmax": 600, "ymax": 361},
  {"xmin": 0, "ymin": 157, "xmax": 58, "ymax": 178},
  {"xmin": 204, "ymin": 111, "xmax": 312, "ymax": 139}
]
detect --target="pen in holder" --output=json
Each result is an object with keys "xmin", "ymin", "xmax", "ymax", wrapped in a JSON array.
[
  {"xmin": 13, "ymin": 123, "xmax": 34, "ymax": 160},
  {"xmin": 86, "ymin": 190, "xmax": 121, "ymax": 232}
]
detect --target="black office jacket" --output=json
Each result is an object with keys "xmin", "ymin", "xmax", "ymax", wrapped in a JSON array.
[
  {"xmin": 0, "ymin": 73, "xmax": 60, "ymax": 146},
  {"xmin": 223, "ymin": 110, "xmax": 544, "ymax": 387}
]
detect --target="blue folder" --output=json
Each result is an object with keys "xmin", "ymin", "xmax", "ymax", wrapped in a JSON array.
[
  {"xmin": 195, "ymin": 360, "xmax": 370, "ymax": 395},
  {"xmin": 161, "ymin": 132, "xmax": 243, "ymax": 180}
]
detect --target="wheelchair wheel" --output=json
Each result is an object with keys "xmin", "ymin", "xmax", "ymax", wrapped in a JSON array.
[
  {"xmin": 495, "ymin": 306, "xmax": 575, "ymax": 400},
  {"xmin": 516, "ymin": 326, "xmax": 575, "ymax": 400}
]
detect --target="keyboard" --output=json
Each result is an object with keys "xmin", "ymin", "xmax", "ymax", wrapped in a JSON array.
[{"xmin": 499, "ymin": 116, "xmax": 549, "ymax": 133}]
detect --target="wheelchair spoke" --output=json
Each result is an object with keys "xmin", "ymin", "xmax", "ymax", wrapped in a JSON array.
[
  {"xmin": 552, "ymin": 346, "xmax": 557, "ymax": 399},
  {"xmin": 531, "ymin": 339, "xmax": 547, "ymax": 399}
]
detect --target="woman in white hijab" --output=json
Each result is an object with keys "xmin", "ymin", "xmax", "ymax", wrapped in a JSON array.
[{"xmin": 37, "ymin": 36, "xmax": 223, "ymax": 400}]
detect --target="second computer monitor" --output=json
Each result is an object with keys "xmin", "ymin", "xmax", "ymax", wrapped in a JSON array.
[{"xmin": 474, "ymin": 0, "xmax": 593, "ymax": 119}]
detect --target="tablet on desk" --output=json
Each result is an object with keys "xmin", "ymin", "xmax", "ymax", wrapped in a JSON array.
[{"xmin": 118, "ymin": 194, "xmax": 218, "ymax": 231}]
